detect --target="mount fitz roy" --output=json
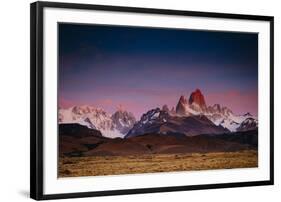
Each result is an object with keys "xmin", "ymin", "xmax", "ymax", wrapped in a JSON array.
[
  {"xmin": 174, "ymin": 89, "xmax": 258, "ymax": 132},
  {"xmin": 59, "ymin": 89, "xmax": 258, "ymax": 138}
]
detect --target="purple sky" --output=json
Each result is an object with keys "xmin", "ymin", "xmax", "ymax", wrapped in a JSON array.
[{"xmin": 59, "ymin": 24, "xmax": 258, "ymax": 119}]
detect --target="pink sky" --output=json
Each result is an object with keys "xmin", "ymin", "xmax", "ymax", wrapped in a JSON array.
[{"xmin": 59, "ymin": 88, "xmax": 257, "ymax": 119}]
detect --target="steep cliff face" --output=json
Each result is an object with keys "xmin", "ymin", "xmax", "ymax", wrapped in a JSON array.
[{"xmin": 189, "ymin": 89, "xmax": 207, "ymax": 110}]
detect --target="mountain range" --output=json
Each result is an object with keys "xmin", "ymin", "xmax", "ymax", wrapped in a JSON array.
[
  {"xmin": 59, "ymin": 89, "xmax": 258, "ymax": 138},
  {"xmin": 59, "ymin": 123, "xmax": 258, "ymax": 157},
  {"xmin": 174, "ymin": 89, "xmax": 258, "ymax": 132},
  {"xmin": 59, "ymin": 106, "xmax": 136, "ymax": 138}
]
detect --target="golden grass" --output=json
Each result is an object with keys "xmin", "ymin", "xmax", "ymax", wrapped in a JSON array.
[{"xmin": 59, "ymin": 150, "xmax": 258, "ymax": 177}]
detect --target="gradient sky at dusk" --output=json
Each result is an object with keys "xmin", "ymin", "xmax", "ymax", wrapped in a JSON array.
[{"xmin": 59, "ymin": 23, "xmax": 258, "ymax": 119}]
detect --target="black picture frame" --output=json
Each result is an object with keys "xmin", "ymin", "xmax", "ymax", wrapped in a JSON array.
[{"xmin": 30, "ymin": 1, "xmax": 274, "ymax": 200}]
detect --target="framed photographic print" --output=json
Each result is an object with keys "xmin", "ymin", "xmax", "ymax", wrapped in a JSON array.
[{"xmin": 30, "ymin": 1, "xmax": 274, "ymax": 200}]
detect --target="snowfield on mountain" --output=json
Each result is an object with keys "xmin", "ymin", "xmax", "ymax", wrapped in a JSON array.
[
  {"xmin": 59, "ymin": 105, "xmax": 136, "ymax": 138},
  {"xmin": 59, "ymin": 89, "xmax": 258, "ymax": 138}
]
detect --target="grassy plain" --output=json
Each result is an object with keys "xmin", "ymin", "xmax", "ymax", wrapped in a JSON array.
[{"xmin": 59, "ymin": 150, "xmax": 258, "ymax": 177}]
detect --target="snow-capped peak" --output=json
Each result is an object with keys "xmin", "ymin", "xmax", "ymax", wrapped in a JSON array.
[
  {"xmin": 173, "ymin": 89, "xmax": 258, "ymax": 132},
  {"xmin": 111, "ymin": 109, "xmax": 136, "ymax": 134},
  {"xmin": 243, "ymin": 112, "xmax": 253, "ymax": 117},
  {"xmin": 59, "ymin": 105, "xmax": 136, "ymax": 138},
  {"xmin": 237, "ymin": 117, "xmax": 258, "ymax": 131}
]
